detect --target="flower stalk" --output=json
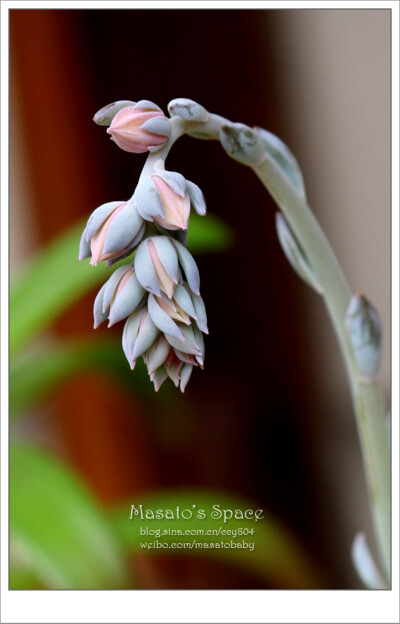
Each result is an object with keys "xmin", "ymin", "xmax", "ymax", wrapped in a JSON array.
[
  {"xmin": 83, "ymin": 99, "xmax": 390, "ymax": 584},
  {"xmin": 147, "ymin": 108, "xmax": 390, "ymax": 584}
]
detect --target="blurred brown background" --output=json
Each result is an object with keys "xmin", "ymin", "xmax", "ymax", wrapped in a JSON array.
[{"xmin": 10, "ymin": 9, "xmax": 390, "ymax": 589}]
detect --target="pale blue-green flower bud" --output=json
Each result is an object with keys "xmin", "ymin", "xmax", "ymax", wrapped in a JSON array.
[
  {"xmin": 173, "ymin": 284, "xmax": 198, "ymax": 321},
  {"xmin": 345, "ymin": 293, "xmax": 382, "ymax": 380},
  {"xmin": 186, "ymin": 180, "xmax": 207, "ymax": 216},
  {"xmin": 134, "ymin": 236, "xmax": 179, "ymax": 298},
  {"xmin": 134, "ymin": 168, "xmax": 206, "ymax": 231},
  {"xmin": 174, "ymin": 349, "xmax": 199, "ymax": 366},
  {"xmin": 189, "ymin": 288, "xmax": 208, "ymax": 334},
  {"xmin": 93, "ymin": 100, "xmax": 136, "ymax": 126},
  {"xmin": 193, "ymin": 325, "xmax": 205, "ymax": 367},
  {"xmin": 167, "ymin": 98, "xmax": 209, "ymax": 123},
  {"xmin": 134, "ymin": 177, "xmax": 165, "ymax": 221},
  {"xmin": 149, "ymin": 365, "xmax": 168, "ymax": 392},
  {"xmin": 140, "ymin": 116, "xmax": 171, "ymax": 143},
  {"xmin": 122, "ymin": 308, "xmax": 159, "ymax": 369},
  {"xmin": 220, "ymin": 123, "xmax": 265, "ymax": 166},
  {"xmin": 145, "ymin": 335, "xmax": 171, "ymax": 375},
  {"xmin": 79, "ymin": 200, "xmax": 145, "ymax": 265},
  {"xmin": 134, "ymin": 99, "xmax": 163, "ymax": 113},
  {"xmin": 149, "ymin": 352, "xmax": 196, "ymax": 392},
  {"xmin": 79, "ymin": 201, "xmax": 122, "ymax": 261},
  {"xmin": 95, "ymin": 265, "xmax": 146, "ymax": 327},
  {"xmin": 148, "ymin": 293, "xmax": 185, "ymax": 340},
  {"xmin": 180, "ymin": 363, "xmax": 194, "ymax": 392},
  {"xmin": 171, "ymin": 239, "xmax": 200, "ymax": 295},
  {"xmin": 93, "ymin": 283, "xmax": 109, "ymax": 329},
  {"xmin": 165, "ymin": 324, "xmax": 202, "ymax": 357},
  {"xmin": 146, "ymin": 341, "xmax": 199, "ymax": 392},
  {"xmin": 93, "ymin": 266, "xmax": 130, "ymax": 328}
]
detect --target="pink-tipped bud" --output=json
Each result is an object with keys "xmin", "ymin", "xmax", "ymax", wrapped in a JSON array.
[
  {"xmin": 86, "ymin": 201, "xmax": 144, "ymax": 266},
  {"xmin": 152, "ymin": 175, "xmax": 191, "ymax": 230},
  {"xmin": 90, "ymin": 203, "xmax": 125, "ymax": 265},
  {"xmin": 107, "ymin": 105, "xmax": 168, "ymax": 154}
]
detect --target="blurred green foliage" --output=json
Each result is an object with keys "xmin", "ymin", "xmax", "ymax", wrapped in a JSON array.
[{"xmin": 10, "ymin": 444, "xmax": 130, "ymax": 589}]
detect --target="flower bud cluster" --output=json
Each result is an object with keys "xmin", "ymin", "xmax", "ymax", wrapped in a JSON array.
[{"xmin": 80, "ymin": 99, "xmax": 208, "ymax": 391}]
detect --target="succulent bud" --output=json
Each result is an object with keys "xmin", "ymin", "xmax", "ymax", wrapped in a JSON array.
[
  {"xmin": 152, "ymin": 174, "xmax": 191, "ymax": 230},
  {"xmin": 93, "ymin": 265, "xmax": 146, "ymax": 328},
  {"xmin": 107, "ymin": 101, "xmax": 170, "ymax": 154},
  {"xmin": 220, "ymin": 123, "xmax": 265, "ymax": 166},
  {"xmin": 79, "ymin": 200, "xmax": 145, "ymax": 266},
  {"xmin": 134, "ymin": 236, "xmax": 179, "ymax": 298},
  {"xmin": 165, "ymin": 323, "xmax": 203, "ymax": 358},
  {"xmin": 345, "ymin": 293, "xmax": 382, "ymax": 380},
  {"xmin": 167, "ymin": 98, "xmax": 209, "ymax": 123},
  {"xmin": 93, "ymin": 100, "xmax": 136, "ymax": 126},
  {"xmin": 134, "ymin": 167, "xmax": 206, "ymax": 231},
  {"xmin": 147, "ymin": 352, "xmax": 195, "ymax": 393},
  {"xmin": 171, "ymin": 239, "xmax": 201, "ymax": 295},
  {"xmin": 122, "ymin": 308, "xmax": 159, "ymax": 369}
]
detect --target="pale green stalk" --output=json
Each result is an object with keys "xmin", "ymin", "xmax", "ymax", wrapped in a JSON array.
[
  {"xmin": 139, "ymin": 113, "xmax": 390, "ymax": 584},
  {"xmin": 253, "ymin": 153, "xmax": 390, "ymax": 584}
]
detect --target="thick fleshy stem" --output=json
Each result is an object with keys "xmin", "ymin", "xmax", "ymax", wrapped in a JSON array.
[{"xmin": 155, "ymin": 110, "xmax": 390, "ymax": 585}]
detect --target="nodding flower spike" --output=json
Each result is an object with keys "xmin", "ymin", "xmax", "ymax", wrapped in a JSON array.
[
  {"xmin": 83, "ymin": 96, "xmax": 211, "ymax": 392},
  {"xmin": 167, "ymin": 98, "xmax": 209, "ymax": 123},
  {"xmin": 134, "ymin": 236, "xmax": 179, "ymax": 298},
  {"xmin": 106, "ymin": 102, "xmax": 169, "ymax": 154},
  {"xmin": 93, "ymin": 100, "xmax": 136, "ymax": 126},
  {"xmin": 122, "ymin": 308, "xmax": 159, "ymax": 369},
  {"xmin": 80, "ymin": 201, "xmax": 145, "ymax": 265},
  {"xmin": 220, "ymin": 123, "xmax": 266, "ymax": 167},
  {"xmin": 345, "ymin": 293, "xmax": 382, "ymax": 380}
]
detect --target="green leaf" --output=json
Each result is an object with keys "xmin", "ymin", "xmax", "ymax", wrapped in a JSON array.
[
  {"xmin": 10, "ymin": 338, "xmax": 152, "ymax": 418},
  {"xmin": 10, "ymin": 443, "xmax": 130, "ymax": 589},
  {"xmin": 10, "ymin": 215, "xmax": 232, "ymax": 361},
  {"xmin": 112, "ymin": 491, "xmax": 323, "ymax": 589}
]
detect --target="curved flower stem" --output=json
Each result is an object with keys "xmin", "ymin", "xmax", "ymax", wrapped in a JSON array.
[
  {"xmin": 135, "ymin": 111, "xmax": 390, "ymax": 583},
  {"xmin": 158, "ymin": 111, "xmax": 390, "ymax": 584},
  {"xmin": 252, "ymin": 153, "xmax": 390, "ymax": 585}
]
